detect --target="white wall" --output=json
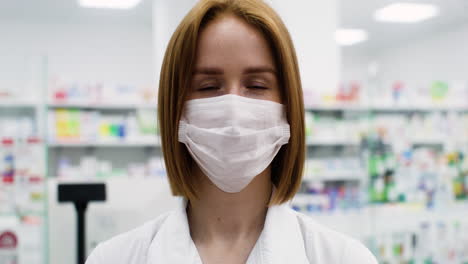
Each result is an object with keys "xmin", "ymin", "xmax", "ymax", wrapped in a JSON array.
[
  {"xmin": 376, "ymin": 23, "xmax": 468, "ymax": 84},
  {"xmin": 341, "ymin": 50, "xmax": 371, "ymax": 83},
  {"xmin": 153, "ymin": 0, "xmax": 196, "ymax": 85},
  {"xmin": 0, "ymin": 21, "xmax": 155, "ymax": 96},
  {"xmin": 342, "ymin": 23, "xmax": 468, "ymax": 85},
  {"xmin": 268, "ymin": 0, "xmax": 340, "ymax": 94}
]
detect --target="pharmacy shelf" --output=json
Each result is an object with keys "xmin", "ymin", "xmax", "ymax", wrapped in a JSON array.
[
  {"xmin": 410, "ymin": 138, "xmax": 468, "ymax": 145},
  {"xmin": 53, "ymin": 178, "xmax": 109, "ymax": 183},
  {"xmin": 0, "ymin": 100, "xmax": 40, "ymax": 108},
  {"xmin": 411, "ymin": 138, "xmax": 445, "ymax": 145},
  {"xmin": 0, "ymin": 213, "xmax": 23, "ymax": 218},
  {"xmin": 303, "ymin": 209, "xmax": 370, "ymax": 238},
  {"xmin": 306, "ymin": 139, "xmax": 360, "ymax": 146},
  {"xmin": 47, "ymin": 102, "xmax": 157, "ymax": 110},
  {"xmin": 51, "ymin": 176, "xmax": 166, "ymax": 182},
  {"xmin": 306, "ymin": 138, "xmax": 459, "ymax": 146},
  {"xmin": 301, "ymin": 202, "xmax": 468, "ymax": 238},
  {"xmin": 0, "ymin": 211, "xmax": 45, "ymax": 218},
  {"xmin": 366, "ymin": 203, "xmax": 468, "ymax": 233},
  {"xmin": 375, "ymin": 105, "xmax": 468, "ymax": 112},
  {"xmin": 48, "ymin": 141, "xmax": 161, "ymax": 147},
  {"xmin": 305, "ymin": 105, "xmax": 367, "ymax": 111},
  {"xmin": 306, "ymin": 104, "xmax": 468, "ymax": 112},
  {"xmin": 303, "ymin": 172, "xmax": 365, "ymax": 181}
]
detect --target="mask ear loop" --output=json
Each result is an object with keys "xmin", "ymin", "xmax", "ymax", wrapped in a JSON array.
[
  {"xmin": 178, "ymin": 120, "xmax": 188, "ymax": 144},
  {"xmin": 279, "ymin": 124, "xmax": 291, "ymax": 145}
]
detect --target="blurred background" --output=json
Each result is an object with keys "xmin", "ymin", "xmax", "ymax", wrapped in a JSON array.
[{"xmin": 0, "ymin": 0, "xmax": 467, "ymax": 263}]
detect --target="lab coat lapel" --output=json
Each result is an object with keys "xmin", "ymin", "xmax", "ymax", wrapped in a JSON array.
[
  {"xmin": 146, "ymin": 199, "xmax": 202, "ymax": 264},
  {"xmin": 146, "ymin": 199, "xmax": 309, "ymax": 264},
  {"xmin": 247, "ymin": 203, "xmax": 310, "ymax": 264}
]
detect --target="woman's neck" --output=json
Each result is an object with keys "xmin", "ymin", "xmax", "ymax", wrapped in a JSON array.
[{"xmin": 187, "ymin": 167, "xmax": 272, "ymax": 243}]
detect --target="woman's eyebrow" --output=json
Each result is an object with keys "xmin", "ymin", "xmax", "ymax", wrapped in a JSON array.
[
  {"xmin": 243, "ymin": 66, "xmax": 277, "ymax": 75},
  {"xmin": 193, "ymin": 67, "xmax": 223, "ymax": 75},
  {"xmin": 193, "ymin": 66, "xmax": 277, "ymax": 75}
]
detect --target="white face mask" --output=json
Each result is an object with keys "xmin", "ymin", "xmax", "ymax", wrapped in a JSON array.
[{"xmin": 178, "ymin": 94, "xmax": 290, "ymax": 193}]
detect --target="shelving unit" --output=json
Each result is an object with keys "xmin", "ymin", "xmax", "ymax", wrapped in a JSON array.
[
  {"xmin": 0, "ymin": 99, "xmax": 48, "ymax": 264},
  {"xmin": 304, "ymin": 202, "xmax": 468, "ymax": 235},
  {"xmin": 299, "ymin": 90, "xmax": 468, "ymax": 224},
  {"xmin": 306, "ymin": 104, "xmax": 468, "ymax": 112},
  {"xmin": 302, "ymin": 171, "xmax": 365, "ymax": 181},
  {"xmin": 47, "ymin": 102, "xmax": 157, "ymax": 110},
  {"xmin": 48, "ymin": 141, "xmax": 160, "ymax": 148},
  {"xmin": 306, "ymin": 138, "xmax": 457, "ymax": 147},
  {"xmin": 45, "ymin": 100, "xmax": 160, "ymax": 178},
  {"xmin": 0, "ymin": 100, "xmax": 40, "ymax": 108},
  {"xmin": 306, "ymin": 139, "xmax": 360, "ymax": 146}
]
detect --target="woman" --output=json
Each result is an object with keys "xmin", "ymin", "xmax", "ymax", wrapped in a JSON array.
[{"xmin": 86, "ymin": 0, "xmax": 377, "ymax": 263}]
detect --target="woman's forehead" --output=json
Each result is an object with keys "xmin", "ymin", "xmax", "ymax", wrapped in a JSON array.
[{"xmin": 195, "ymin": 14, "xmax": 276, "ymax": 70}]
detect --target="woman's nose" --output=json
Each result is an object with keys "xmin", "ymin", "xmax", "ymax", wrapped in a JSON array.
[{"xmin": 225, "ymin": 82, "xmax": 242, "ymax": 96}]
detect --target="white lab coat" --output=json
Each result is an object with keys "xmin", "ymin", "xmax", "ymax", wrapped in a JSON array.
[{"xmin": 86, "ymin": 199, "xmax": 378, "ymax": 264}]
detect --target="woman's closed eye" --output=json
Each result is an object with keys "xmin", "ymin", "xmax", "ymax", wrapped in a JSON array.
[
  {"xmin": 198, "ymin": 86, "xmax": 220, "ymax": 92},
  {"xmin": 247, "ymin": 85, "xmax": 268, "ymax": 90},
  {"xmin": 246, "ymin": 80, "xmax": 270, "ymax": 90}
]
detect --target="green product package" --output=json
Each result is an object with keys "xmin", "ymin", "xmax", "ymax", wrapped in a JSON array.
[
  {"xmin": 69, "ymin": 109, "xmax": 81, "ymax": 138},
  {"xmin": 430, "ymin": 81, "xmax": 449, "ymax": 100},
  {"xmin": 368, "ymin": 155, "xmax": 379, "ymax": 176},
  {"xmin": 137, "ymin": 109, "xmax": 157, "ymax": 135}
]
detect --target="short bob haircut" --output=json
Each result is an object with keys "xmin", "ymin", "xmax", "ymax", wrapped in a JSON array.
[{"xmin": 158, "ymin": 0, "xmax": 305, "ymax": 205}]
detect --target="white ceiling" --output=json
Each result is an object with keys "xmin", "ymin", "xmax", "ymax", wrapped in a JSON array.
[
  {"xmin": 0, "ymin": 0, "xmax": 467, "ymax": 53},
  {"xmin": 340, "ymin": 0, "xmax": 468, "ymax": 53},
  {"xmin": 0, "ymin": 0, "xmax": 153, "ymax": 26}
]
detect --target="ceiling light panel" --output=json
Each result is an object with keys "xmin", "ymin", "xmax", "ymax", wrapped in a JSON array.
[
  {"xmin": 374, "ymin": 3, "xmax": 439, "ymax": 23},
  {"xmin": 335, "ymin": 28, "xmax": 368, "ymax": 46},
  {"xmin": 78, "ymin": 0, "xmax": 142, "ymax": 9}
]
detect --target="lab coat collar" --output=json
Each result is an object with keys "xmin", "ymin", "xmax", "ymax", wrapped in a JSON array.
[{"xmin": 147, "ymin": 198, "xmax": 309, "ymax": 264}]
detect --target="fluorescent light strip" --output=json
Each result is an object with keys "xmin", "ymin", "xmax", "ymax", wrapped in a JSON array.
[
  {"xmin": 78, "ymin": 0, "xmax": 142, "ymax": 9},
  {"xmin": 335, "ymin": 29, "xmax": 368, "ymax": 46},
  {"xmin": 374, "ymin": 3, "xmax": 439, "ymax": 23}
]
